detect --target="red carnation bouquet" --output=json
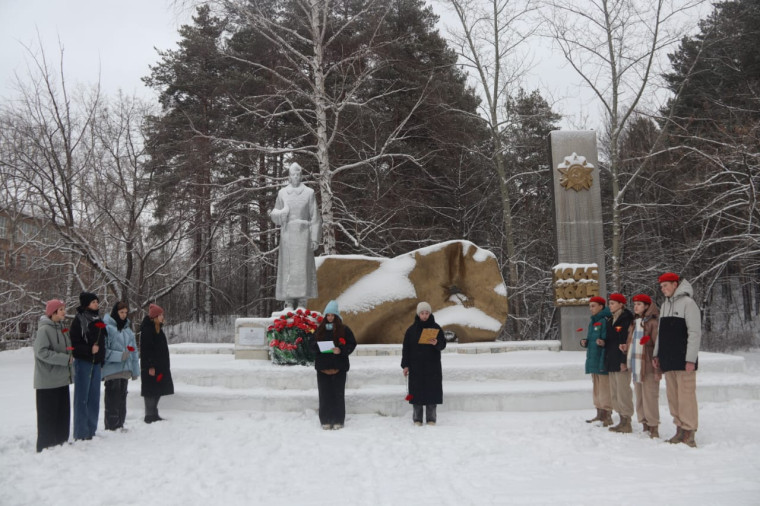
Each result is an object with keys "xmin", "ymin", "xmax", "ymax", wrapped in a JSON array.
[
  {"xmin": 639, "ymin": 335, "xmax": 651, "ymax": 345},
  {"xmin": 266, "ymin": 309, "xmax": 321, "ymax": 366}
]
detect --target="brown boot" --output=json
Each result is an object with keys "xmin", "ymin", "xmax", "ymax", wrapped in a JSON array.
[
  {"xmin": 681, "ymin": 430, "xmax": 697, "ymax": 448},
  {"xmin": 609, "ymin": 414, "xmax": 624, "ymax": 432},
  {"xmin": 642, "ymin": 423, "xmax": 650, "ymax": 433},
  {"xmin": 586, "ymin": 408, "xmax": 602, "ymax": 423},
  {"xmin": 649, "ymin": 425, "xmax": 659, "ymax": 439},
  {"xmin": 668, "ymin": 427, "xmax": 684, "ymax": 444},
  {"xmin": 602, "ymin": 410, "xmax": 614, "ymax": 427},
  {"xmin": 617, "ymin": 416, "xmax": 632, "ymax": 433}
]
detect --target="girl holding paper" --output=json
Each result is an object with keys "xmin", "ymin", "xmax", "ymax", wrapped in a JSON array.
[
  {"xmin": 401, "ymin": 301, "xmax": 446, "ymax": 426},
  {"xmin": 309, "ymin": 300, "xmax": 357, "ymax": 430},
  {"xmin": 622, "ymin": 294, "xmax": 661, "ymax": 438}
]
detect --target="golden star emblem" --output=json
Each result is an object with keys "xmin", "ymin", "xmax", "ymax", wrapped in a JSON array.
[{"xmin": 557, "ymin": 153, "xmax": 594, "ymax": 191}]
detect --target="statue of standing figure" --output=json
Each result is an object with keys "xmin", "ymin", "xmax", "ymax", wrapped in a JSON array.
[{"xmin": 269, "ymin": 163, "xmax": 322, "ymax": 309}]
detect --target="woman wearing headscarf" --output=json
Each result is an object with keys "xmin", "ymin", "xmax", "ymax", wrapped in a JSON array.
[
  {"xmin": 308, "ymin": 300, "xmax": 357, "ymax": 430},
  {"xmin": 401, "ymin": 302, "xmax": 446, "ymax": 426},
  {"xmin": 102, "ymin": 301, "xmax": 139, "ymax": 430},
  {"xmin": 140, "ymin": 304, "xmax": 174, "ymax": 423}
]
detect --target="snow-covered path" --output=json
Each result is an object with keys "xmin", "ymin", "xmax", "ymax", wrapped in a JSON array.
[{"xmin": 2, "ymin": 348, "xmax": 759, "ymax": 505}]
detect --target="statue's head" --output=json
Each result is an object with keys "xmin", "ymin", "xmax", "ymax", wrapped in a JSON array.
[{"xmin": 288, "ymin": 163, "xmax": 303, "ymax": 187}]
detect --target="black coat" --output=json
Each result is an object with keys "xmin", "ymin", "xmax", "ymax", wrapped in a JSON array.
[
  {"xmin": 139, "ymin": 316, "xmax": 174, "ymax": 398},
  {"xmin": 69, "ymin": 308, "xmax": 106, "ymax": 364},
  {"xmin": 605, "ymin": 308, "xmax": 634, "ymax": 372},
  {"xmin": 401, "ymin": 314, "xmax": 446, "ymax": 405},
  {"xmin": 309, "ymin": 319, "xmax": 357, "ymax": 372}
]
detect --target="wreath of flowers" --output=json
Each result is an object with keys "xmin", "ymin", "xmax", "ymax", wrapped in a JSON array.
[{"xmin": 266, "ymin": 309, "xmax": 323, "ymax": 365}]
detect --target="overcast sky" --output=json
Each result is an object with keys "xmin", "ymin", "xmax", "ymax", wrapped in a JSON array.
[{"xmin": 0, "ymin": 0, "xmax": 709, "ymax": 131}]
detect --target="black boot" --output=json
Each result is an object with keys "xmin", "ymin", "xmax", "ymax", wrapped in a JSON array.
[
  {"xmin": 412, "ymin": 405, "xmax": 423, "ymax": 426},
  {"xmin": 426, "ymin": 405, "xmax": 437, "ymax": 425}
]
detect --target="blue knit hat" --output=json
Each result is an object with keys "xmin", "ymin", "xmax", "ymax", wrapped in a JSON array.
[{"xmin": 323, "ymin": 300, "xmax": 340, "ymax": 319}]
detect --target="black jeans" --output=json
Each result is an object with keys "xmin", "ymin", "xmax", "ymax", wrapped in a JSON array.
[
  {"xmin": 104, "ymin": 378, "xmax": 129, "ymax": 430},
  {"xmin": 36, "ymin": 386, "xmax": 70, "ymax": 452},
  {"xmin": 317, "ymin": 370, "xmax": 347, "ymax": 425}
]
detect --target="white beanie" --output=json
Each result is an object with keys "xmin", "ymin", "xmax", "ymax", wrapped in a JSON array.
[{"xmin": 416, "ymin": 301, "xmax": 432, "ymax": 316}]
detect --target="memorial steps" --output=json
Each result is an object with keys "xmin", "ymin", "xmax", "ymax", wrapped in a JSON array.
[{"xmin": 145, "ymin": 341, "xmax": 760, "ymax": 416}]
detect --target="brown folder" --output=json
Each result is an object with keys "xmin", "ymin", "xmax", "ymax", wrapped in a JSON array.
[{"xmin": 418, "ymin": 328, "xmax": 439, "ymax": 345}]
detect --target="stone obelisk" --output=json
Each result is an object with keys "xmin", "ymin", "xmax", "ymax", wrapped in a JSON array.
[{"xmin": 548, "ymin": 131, "xmax": 607, "ymax": 351}]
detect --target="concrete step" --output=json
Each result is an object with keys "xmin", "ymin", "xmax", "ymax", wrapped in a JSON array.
[
  {"xmin": 156, "ymin": 349, "xmax": 760, "ymax": 415},
  {"xmin": 169, "ymin": 350, "xmax": 748, "ymax": 390}
]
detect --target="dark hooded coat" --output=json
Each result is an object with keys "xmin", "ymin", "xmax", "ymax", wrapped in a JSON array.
[{"xmin": 401, "ymin": 314, "xmax": 446, "ymax": 405}]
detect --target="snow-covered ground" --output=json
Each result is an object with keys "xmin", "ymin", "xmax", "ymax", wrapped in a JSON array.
[{"xmin": 1, "ymin": 347, "xmax": 759, "ymax": 506}]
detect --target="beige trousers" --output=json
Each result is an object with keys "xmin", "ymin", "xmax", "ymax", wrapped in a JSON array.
[
  {"xmin": 591, "ymin": 374, "xmax": 612, "ymax": 410},
  {"xmin": 608, "ymin": 370, "xmax": 634, "ymax": 417},
  {"xmin": 634, "ymin": 375, "xmax": 660, "ymax": 426},
  {"xmin": 664, "ymin": 370, "xmax": 698, "ymax": 431}
]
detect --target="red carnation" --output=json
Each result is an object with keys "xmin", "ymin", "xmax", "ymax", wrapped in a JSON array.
[
  {"xmin": 267, "ymin": 326, "xmax": 274, "ymax": 331},
  {"xmin": 317, "ymin": 316, "xmax": 323, "ymax": 323},
  {"xmin": 640, "ymin": 335, "xmax": 651, "ymax": 345},
  {"xmin": 305, "ymin": 310, "xmax": 312, "ymax": 316},
  {"xmin": 156, "ymin": 373, "xmax": 163, "ymax": 382},
  {"xmin": 405, "ymin": 394, "xmax": 413, "ymax": 401},
  {"xmin": 127, "ymin": 346, "xmax": 135, "ymax": 352},
  {"xmin": 295, "ymin": 337, "xmax": 303, "ymax": 344},
  {"xmin": 593, "ymin": 322, "xmax": 602, "ymax": 327},
  {"xmin": 62, "ymin": 328, "xmax": 69, "ymax": 333},
  {"xmin": 287, "ymin": 312, "xmax": 294, "ymax": 317},
  {"xmin": 296, "ymin": 309, "xmax": 303, "ymax": 315},
  {"xmin": 576, "ymin": 328, "xmax": 583, "ymax": 332},
  {"xmin": 280, "ymin": 315, "xmax": 287, "ymax": 320},
  {"xmin": 615, "ymin": 326, "xmax": 622, "ymax": 332},
  {"xmin": 339, "ymin": 338, "xmax": 346, "ymax": 345},
  {"xmin": 66, "ymin": 346, "xmax": 75, "ymax": 351},
  {"xmin": 269, "ymin": 340, "xmax": 278, "ymax": 347},
  {"xmin": 94, "ymin": 321, "xmax": 106, "ymax": 329}
]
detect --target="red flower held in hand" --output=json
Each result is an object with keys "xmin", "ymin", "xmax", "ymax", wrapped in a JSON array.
[
  {"xmin": 640, "ymin": 335, "xmax": 651, "ymax": 345},
  {"xmin": 127, "ymin": 346, "xmax": 135, "ymax": 352},
  {"xmin": 66, "ymin": 346, "xmax": 75, "ymax": 351},
  {"xmin": 157, "ymin": 373, "xmax": 163, "ymax": 382},
  {"xmin": 405, "ymin": 394, "xmax": 413, "ymax": 401},
  {"xmin": 94, "ymin": 321, "xmax": 106, "ymax": 329},
  {"xmin": 338, "ymin": 338, "xmax": 346, "ymax": 345},
  {"xmin": 576, "ymin": 328, "xmax": 584, "ymax": 332},
  {"xmin": 62, "ymin": 328, "xmax": 69, "ymax": 333}
]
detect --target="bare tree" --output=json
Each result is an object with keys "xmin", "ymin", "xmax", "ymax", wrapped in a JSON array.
[
  {"xmin": 543, "ymin": 0, "xmax": 706, "ymax": 291},
  {"xmin": 222, "ymin": 0, "xmax": 431, "ymax": 254},
  {"xmin": 0, "ymin": 44, "xmax": 211, "ymax": 320},
  {"xmin": 442, "ymin": 0, "xmax": 540, "ymax": 335}
]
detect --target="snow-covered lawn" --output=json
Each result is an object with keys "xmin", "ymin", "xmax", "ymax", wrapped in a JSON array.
[{"xmin": 1, "ymin": 348, "xmax": 759, "ymax": 505}]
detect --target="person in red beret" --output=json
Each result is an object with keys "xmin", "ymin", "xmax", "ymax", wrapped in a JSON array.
[
  {"xmin": 653, "ymin": 272, "xmax": 701, "ymax": 447},
  {"xmin": 622, "ymin": 294, "xmax": 661, "ymax": 437},
  {"xmin": 605, "ymin": 293, "xmax": 634, "ymax": 433},
  {"xmin": 581, "ymin": 296, "xmax": 613, "ymax": 426},
  {"xmin": 140, "ymin": 304, "xmax": 174, "ymax": 423}
]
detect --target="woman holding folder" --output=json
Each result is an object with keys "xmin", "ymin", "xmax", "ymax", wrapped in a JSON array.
[
  {"xmin": 309, "ymin": 300, "xmax": 357, "ymax": 430},
  {"xmin": 401, "ymin": 302, "xmax": 446, "ymax": 426}
]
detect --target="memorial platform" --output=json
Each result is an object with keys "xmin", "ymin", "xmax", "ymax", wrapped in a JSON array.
[{"xmin": 154, "ymin": 341, "xmax": 760, "ymax": 416}]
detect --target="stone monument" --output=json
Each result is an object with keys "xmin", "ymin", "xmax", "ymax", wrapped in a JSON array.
[
  {"xmin": 548, "ymin": 131, "xmax": 607, "ymax": 351},
  {"xmin": 269, "ymin": 162, "xmax": 322, "ymax": 309},
  {"xmin": 235, "ymin": 162, "xmax": 322, "ymax": 360}
]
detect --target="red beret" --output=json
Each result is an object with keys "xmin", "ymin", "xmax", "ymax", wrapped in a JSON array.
[
  {"xmin": 658, "ymin": 272, "xmax": 680, "ymax": 283},
  {"xmin": 633, "ymin": 294, "xmax": 652, "ymax": 305},
  {"xmin": 608, "ymin": 293, "xmax": 627, "ymax": 304},
  {"xmin": 589, "ymin": 296, "xmax": 606, "ymax": 305},
  {"xmin": 148, "ymin": 303, "xmax": 164, "ymax": 319}
]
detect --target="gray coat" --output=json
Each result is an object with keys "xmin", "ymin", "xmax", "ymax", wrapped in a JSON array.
[
  {"xmin": 654, "ymin": 279, "xmax": 702, "ymax": 365},
  {"xmin": 33, "ymin": 316, "xmax": 73, "ymax": 389}
]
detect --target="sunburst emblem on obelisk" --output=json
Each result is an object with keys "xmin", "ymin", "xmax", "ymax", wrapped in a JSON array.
[{"xmin": 557, "ymin": 153, "xmax": 594, "ymax": 191}]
